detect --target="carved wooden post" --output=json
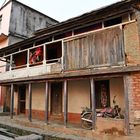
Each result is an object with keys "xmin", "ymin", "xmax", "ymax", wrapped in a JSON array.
[
  {"xmin": 123, "ymin": 75, "xmax": 130, "ymax": 134},
  {"xmin": 28, "ymin": 83, "xmax": 32, "ymax": 122},
  {"xmin": 10, "ymin": 84, "xmax": 14, "ymax": 119},
  {"xmin": 45, "ymin": 81, "xmax": 49, "ymax": 124},
  {"xmin": 90, "ymin": 78, "xmax": 96, "ymax": 130},
  {"xmin": 64, "ymin": 80, "xmax": 68, "ymax": 127}
]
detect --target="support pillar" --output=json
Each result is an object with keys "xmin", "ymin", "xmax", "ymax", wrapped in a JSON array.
[
  {"xmin": 90, "ymin": 78, "xmax": 96, "ymax": 130},
  {"xmin": 43, "ymin": 45, "xmax": 46, "ymax": 65},
  {"xmin": 28, "ymin": 83, "xmax": 32, "ymax": 122},
  {"xmin": 27, "ymin": 49, "xmax": 30, "ymax": 67},
  {"xmin": 10, "ymin": 84, "xmax": 14, "ymax": 119},
  {"xmin": 123, "ymin": 75, "xmax": 130, "ymax": 134},
  {"xmin": 63, "ymin": 80, "xmax": 68, "ymax": 127},
  {"xmin": 45, "ymin": 81, "xmax": 49, "ymax": 124},
  {"xmin": 10, "ymin": 55, "xmax": 13, "ymax": 71}
]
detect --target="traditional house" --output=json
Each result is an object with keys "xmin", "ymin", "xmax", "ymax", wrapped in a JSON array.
[
  {"xmin": 0, "ymin": 0, "xmax": 139, "ymax": 135},
  {"xmin": 0, "ymin": 0, "xmax": 58, "ymax": 110}
]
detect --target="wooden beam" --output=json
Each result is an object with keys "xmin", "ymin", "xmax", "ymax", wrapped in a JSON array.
[
  {"xmin": 63, "ymin": 80, "xmax": 68, "ymax": 127},
  {"xmin": 28, "ymin": 83, "xmax": 32, "ymax": 122},
  {"xmin": 0, "ymin": 74, "xmax": 122, "ymax": 86},
  {"xmin": 90, "ymin": 78, "xmax": 96, "ymax": 130},
  {"xmin": 123, "ymin": 75, "xmax": 130, "ymax": 134},
  {"xmin": 1, "ymin": 65, "xmax": 140, "ymax": 85},
  {"xmin": 45, "ymin": 81, "xmax": 49, "ymax": 124},
  {"xmin": 10, "ymin": 84, "xmax": 14, "ymax": 119}
]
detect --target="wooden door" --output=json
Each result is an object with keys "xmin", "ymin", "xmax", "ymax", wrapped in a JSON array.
[
  {"xmin": 51, "ymin": 82, "xmax": 62, "ymax": 115},
  {"xmin": 18, "ymin": 85, "xmax": 26, "ymax": 114}
]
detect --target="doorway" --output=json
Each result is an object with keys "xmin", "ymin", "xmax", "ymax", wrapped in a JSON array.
[
  {"xmin": 51, "ymin": 82, "xmax": 62, "ymax": 115},
  {"xmin": 95, "ymin": 80, "xmax": 110, "ymax": 109},
  {"xmin": 18, "ymin": 85, "xmax": 26, "ymax": 114}
]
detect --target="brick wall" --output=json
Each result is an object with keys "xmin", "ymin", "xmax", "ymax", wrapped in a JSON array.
[
  {"xmin": 130, "ymin": 72, "xmax": 140, "ymax": 122},
  {"xmin": 25, "ymin": 109, "xmax": 81, "ymax": 124},
  {"xmin": 124, "ymin": 22, "xmax": 140, "ymax": 65},
  {"xmin": 25, "ymin": 109, "xmax": 45, "ymax": 121},
  {"xmin": 121, "ymin": 73, "xmax": 140, "ymax": 134},
  {"xmin": 126, "ymin": 72, "xmax": 140, "ymax": 129}
]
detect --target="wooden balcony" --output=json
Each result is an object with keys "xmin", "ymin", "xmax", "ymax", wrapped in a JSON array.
[
  {"xmin": 0, "ymin": 62, "xmax": 62, "ymax": 81},
  {"xmin": 63, "ymin": 26, "xmax": 125, "ymax": 70},
  {"xmin": 0, "ymin": 20, "xmax": 137, "ymax": 82}
]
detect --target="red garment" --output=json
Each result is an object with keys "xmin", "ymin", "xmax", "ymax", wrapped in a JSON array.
[
  {"xmin": 29, "ymin": 47, "xmax": 42, "ymax": 64},
  {"xmin": 35, "ymin": 47, "xmax": 42, "ymax": 56}
]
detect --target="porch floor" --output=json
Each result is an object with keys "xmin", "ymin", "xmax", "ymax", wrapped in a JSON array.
[{"xmin": 0, "ymin": 115, "xmax": 139, "ymax": 140}]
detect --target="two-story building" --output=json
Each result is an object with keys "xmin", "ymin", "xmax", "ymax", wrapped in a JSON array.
[
  {"xmin": 0, "ymin": 0, "xmax": 58, "ymax": 110},
  {"xmin": 0, "ymin": 0, "xmax": 139, "ymax": 135}
]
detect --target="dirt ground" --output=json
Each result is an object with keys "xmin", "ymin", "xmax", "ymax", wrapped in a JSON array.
[{"xmin": 0, "ymin": 116, "xmax": 140, "ymax": 140}]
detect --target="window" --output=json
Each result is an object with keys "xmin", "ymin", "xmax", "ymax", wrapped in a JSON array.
[
  {"xmin": 130, "ymin": 12, "xmax": 136, "ymax": 20},
  {"xmin": 95, "ymin": 80, "xmax": 110, "ymax": 109},
  {"xmin": 29, "ymin": 46, "xmax": 43, "ymax": 65},
  {"xmin": 12, "ymin": 51, "xmax": 27, "ymax": 69},
  {"xmin": 54, "ymin": 31, "xmax": 72, "ymax": 40},
  {"xmin": 46, "ymin": 41, "xmax": 62, "ymax": 63},
  {"xmin": 35, "ymin": 37, "xmax": 52, "ymax": 46},
  {"xmin": 104, "ymin": 17, "xmax": 122, "ymax": 27},
  {"xmin": 74, "ymin": 22, "xmax": 102, "ymax": 35}
]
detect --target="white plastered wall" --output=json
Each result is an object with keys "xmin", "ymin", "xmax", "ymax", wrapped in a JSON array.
[
  {"xmin": 26, "ymin": 83, "xmax": 45, "ymax": 110},
  {"xmin": 0, "ymin": 2, "xmax": 12, "ymax": 36},
  {"xmin": 68, "ymin": 79, "xmax": 90, "ymax": 113},
  {"xmin": 20, "ymin": 78, "xmax": 124, "ymax": 113},
  {"xmin": 110, "ymin": 77, "xmax": 124, "ymax": 111},
  {"xmin": 67, "ymin": 78, "xmax": 124, "ymax": 114}
]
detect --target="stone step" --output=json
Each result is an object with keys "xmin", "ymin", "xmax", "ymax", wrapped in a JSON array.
[
  {"xmin": 0, "ymin": 128, "xmax": 18, "ymax": 138},
  {"xmin": 15, "ymin": 134, "xmax": 43, "ymax": 140},
  {"xmin": 0, "ymin": 112, "xmax": 10, "ymax": 116},
  {"xmin": 0, "ymin": 134, "xmax": 14, "ymax": 140}
]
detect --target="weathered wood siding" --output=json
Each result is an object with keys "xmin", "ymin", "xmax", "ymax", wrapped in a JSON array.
[{"xmin": 64, "ymin": 27, "xmax": 124, "ymax": 70}]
